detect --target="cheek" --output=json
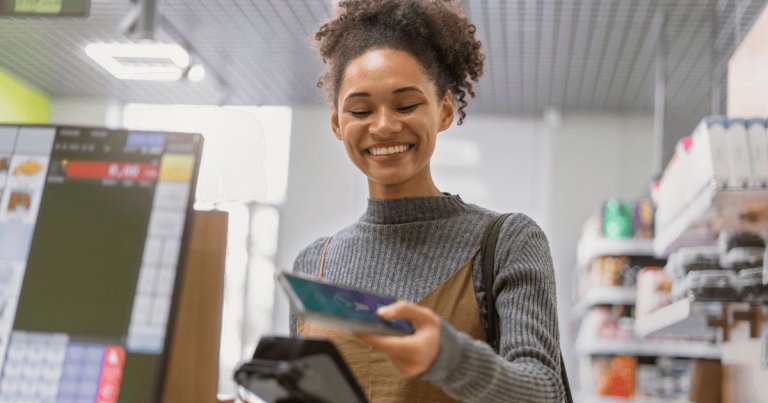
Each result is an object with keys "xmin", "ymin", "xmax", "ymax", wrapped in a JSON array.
[{"xmin": 406, "ymin": 116, "xmax": 438, "ymax": 145}]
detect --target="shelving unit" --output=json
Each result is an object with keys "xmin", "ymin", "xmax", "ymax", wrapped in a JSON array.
[
  {"xmin": 581, "ymin": 396, "xmax": 631, "ymax": 403},
  {"xmin": 634, "ymin": 299, "xmax": 723, "ymax": 339},
  {"xmin": 573, "ymin": 184, "xmax": 768, "ymax": 400},
  {"xmin": 575, "ymin": 337, "xmax": 721, "ymax": 360},
  {"xmin": 577, "ymin": 237, "xmax": 656, "ymax": 269},
  {"xmin": 582, "ymin": 396, "xmax": 690, "ymax": 403},
  {"xmin": 573, "ymin": 287, "xmax": 637, "ymax": 319},
  {"xmin": 653, "ymin": 185, "xmax": 768, "ymax": 257}
]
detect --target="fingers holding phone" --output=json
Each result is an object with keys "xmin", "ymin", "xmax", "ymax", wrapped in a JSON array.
[{"xmin": 356, "ymin": 301, "xmax": 442, "ymax": 379}]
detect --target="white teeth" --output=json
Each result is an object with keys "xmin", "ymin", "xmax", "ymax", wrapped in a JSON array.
[{"xmin": 369, "ymin": 145, "xmax": 410, "ymax": 156}]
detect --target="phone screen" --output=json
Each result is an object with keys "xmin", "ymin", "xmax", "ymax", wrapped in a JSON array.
[{"xmin": 283, "ymin": 274, "xmax": 414, "ymax": 334}]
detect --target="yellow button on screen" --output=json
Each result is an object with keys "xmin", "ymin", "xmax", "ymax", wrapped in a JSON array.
[{"xmin": 159, "ymin": 154, "xmax": 194, "ymax": 182}]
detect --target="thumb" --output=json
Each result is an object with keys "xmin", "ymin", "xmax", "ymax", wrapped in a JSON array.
[
  {"xmin": 376, "ymin": 300, "xmax": 409, "ymax": 318},
  {"xmin": 377, "ymin": 301, "xmax": 431, "ymax": 326}
]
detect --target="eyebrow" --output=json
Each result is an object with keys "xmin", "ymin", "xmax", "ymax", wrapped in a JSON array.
[
  {"xmin": 343, "ymin": 86, "xmax": 424, "ymax": 101},
  {"xmin": 393, "ymin": 86, "xmax": 423, "ymax": 95}
]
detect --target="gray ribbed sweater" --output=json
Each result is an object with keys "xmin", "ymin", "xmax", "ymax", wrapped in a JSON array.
[{"xmin": 290, "ymin": 194, "xmax": 564, "ymax": 402}]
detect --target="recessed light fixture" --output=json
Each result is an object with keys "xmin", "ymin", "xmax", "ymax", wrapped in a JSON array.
[{"xmin": 85, "ymin": 42, "xmax": 190, "ymax": 81}]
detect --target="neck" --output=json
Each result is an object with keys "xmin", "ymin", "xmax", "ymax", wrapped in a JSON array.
[{"xmin": 367, "ymin": 167, "xmax": 443, "ymax": 200}]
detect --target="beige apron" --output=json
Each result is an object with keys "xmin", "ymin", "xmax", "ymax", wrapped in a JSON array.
[{"xmin": 297, "ymin": 238, "xmax": 485, "ymax": 403}]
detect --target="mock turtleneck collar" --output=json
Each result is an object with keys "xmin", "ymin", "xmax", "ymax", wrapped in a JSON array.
[{"xmin": 361, "ymin": 193, "xmax": 468, "ymax": 224}]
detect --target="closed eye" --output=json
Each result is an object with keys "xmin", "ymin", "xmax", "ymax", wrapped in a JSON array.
[
  {"xmin": 349, "ymin": 110, "xmax": 372, "ymax": 118},
  {"xmin": 397, "ymin": 104, "xmax": 420, "ymax": 113}
]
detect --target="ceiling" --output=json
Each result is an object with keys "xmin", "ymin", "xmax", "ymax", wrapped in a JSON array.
[{"xmin": 0, "ymin": 0, "xmax": 766, "ymax": 146}]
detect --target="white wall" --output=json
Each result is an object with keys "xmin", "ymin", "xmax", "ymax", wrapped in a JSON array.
[
  {"xmin": 728, "ymin": 3, "xmax": 768, "ymax": 116},
  {"xmin": 48, "ymin": 97, "xmax": 123, "ymax": 127},
  {"xmin": 434, "ymin": 115, "xmax": 550, "ymax": 227},
  {"xmin": 546, "ymin": 113, "xmax": 655, "ymax": 386}
]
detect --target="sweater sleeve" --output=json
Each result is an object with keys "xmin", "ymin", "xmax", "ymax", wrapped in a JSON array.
[{"xmin": 420, "ymin": 215, "xmax": 564, "ymax": 402}]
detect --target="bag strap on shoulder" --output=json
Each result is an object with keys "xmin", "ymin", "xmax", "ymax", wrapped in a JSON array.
[{"xmin": 480, "ymin": 213, "xmax": 573, "ymax": 403}]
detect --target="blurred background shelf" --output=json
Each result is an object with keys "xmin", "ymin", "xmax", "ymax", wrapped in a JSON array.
[
  {"xmin": 634, "ymin": 299, "xmax": 724, "ymax": 339},
  {"xmin": 583, "ymin": 397, "xmax": 692, "ymax": 403},
  {"xmin": 576, "ymin": 338, "xmax": 721, "ymax": 360},
  {"xmin": 581, "ymin": 396, "xmax": 631, "ymax": 403},
  {"xmin": 577, "ymin": 237, "xmax": 656, "ymax": 269},
  {"xmin": 654, "ymin": 186, "xmax": 768, "ymax": 257},
  {"xmin": 573, "ymin": 287, "xmax": 637, "ymax": 319}
]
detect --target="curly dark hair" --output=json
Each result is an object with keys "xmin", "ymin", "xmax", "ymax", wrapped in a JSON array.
[{"xmin": 314, "ymin": 0, "xmax": 484, "ymax": 125}]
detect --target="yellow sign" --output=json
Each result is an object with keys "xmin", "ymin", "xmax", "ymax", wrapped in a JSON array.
[
  {"xmin": 15, "ymin": 0, "xmax": 63, "ymax": 14},
  {"xmin": 159, "ymin": 154, "xmax": 194, "ymax": 182}
]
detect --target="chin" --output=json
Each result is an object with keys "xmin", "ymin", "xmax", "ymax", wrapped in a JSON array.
[{"xmin": 368, "ymin": 174, "xmax": 411, "ymax": 187}]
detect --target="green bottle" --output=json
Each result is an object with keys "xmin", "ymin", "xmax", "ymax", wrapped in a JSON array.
[{"xmin": 603, "ymin": 199, "xmax": 634, "ymax": 239}]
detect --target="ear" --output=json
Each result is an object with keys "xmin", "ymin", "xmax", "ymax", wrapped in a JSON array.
[
  {"xmin": 438, "ymin": 91, "xmax": 454, "ymax": 132},
  {"xmin": 331, "ymin": 108, "xmax": 342, "ymax": 140}
]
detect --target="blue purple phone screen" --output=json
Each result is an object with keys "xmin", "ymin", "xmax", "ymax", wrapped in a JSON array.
[{"xmin": 286, "ymin": 275, "xmax": 414, "ymax": 333}]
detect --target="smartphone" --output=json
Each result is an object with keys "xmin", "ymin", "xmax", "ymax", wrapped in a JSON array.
[{"xmin": 277, "ymin": 271, "xmax": 415, "ymax": 336}]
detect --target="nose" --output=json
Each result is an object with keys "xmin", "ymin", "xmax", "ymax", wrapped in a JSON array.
[{"xmin": 370, "ymin": 108, "xmax": 402, "ymax": 137}]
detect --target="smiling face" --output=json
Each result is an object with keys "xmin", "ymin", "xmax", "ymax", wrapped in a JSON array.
[{"xmin": 332, "ymin": 48, "xmax": 454, "ymax": 199}]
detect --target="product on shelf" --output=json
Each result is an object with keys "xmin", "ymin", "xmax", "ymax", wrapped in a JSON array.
[
  {"xmin": 635, "ymin": 361, "xmax": 659, "ymax": 398},
  {"xmin": 603, "ymin": 199, "xmax": 634, "ymax": 239},
  {"xmin": 725, "ymin": 118, "xmax": 754, "ymax": 188},
  {"xmin": 689, "ymin": 116, "xmax": 730, "ymax": 189},
  {"xmin": 655, "ymin": 117, "xmax": 727, "ymax": 231},
  {"xmin": 738, "ymin": 267, "xmax": 767, "ymax": 303},
  {"xmin": 632, "ymin": 198, "xmax": 655, "ymax": 239},
  {"xmin": 721, "ymin": 231, "xmax": 766, "ymax": 250},
  {"xmin": 680, "ymin": 270, "xmax": 740, "ymax": 302},
  {"xmin": 580, "ymin": 307, "xmax": 634, "ymax": 342},
  {"xmin": 594, "ymin": 356, "xmax": 636, "ymax": 398},
  {"xmin": 599, "ymin": 357, "xmax": 714, "ymax": 401},
  {"xmin": 654, "ymin": 358, "xmax": 694, "ymax": 399},
  {"xmin": 764, "ymin": 248, "xmax": 768, "ymax": 286},
  {"xmin": 666, "ymin": 247, "xmax": 721, "ymax": 280},
  {"xmin": 721, "ymin": 247, "xmax": 765, "ymax": 271},
  {"xmin": 636, "ymin": 267, "xmax": 671, "ymax": 320},
  {"xmin": 746, "ymin": 118, "xmax": 768, "ymax": 187},
  {"xmin": 589, "ymin": 257, "xmax": 630, "ymax": 287},
  {"xmin": 718, "ymin": 231, "xmax": 766, "ymax": 270},
  {"xmin": 654, "ymin": 116, "xmax": 768, "ymax": 256}
]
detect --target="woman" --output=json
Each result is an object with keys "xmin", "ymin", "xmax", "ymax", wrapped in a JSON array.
[{"xmin": 291, "ymin": 1, "xmax": 564, "ymax": 401}]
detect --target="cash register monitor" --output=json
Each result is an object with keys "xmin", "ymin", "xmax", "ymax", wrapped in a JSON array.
[{"xmin": 0, "ymin": 125, "xmax": 202, "ymax": 402}]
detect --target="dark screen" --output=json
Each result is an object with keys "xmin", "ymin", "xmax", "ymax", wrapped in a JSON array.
[{"xmin": 0, "ymin": 126, "xmax": 200, "ymax": 403}]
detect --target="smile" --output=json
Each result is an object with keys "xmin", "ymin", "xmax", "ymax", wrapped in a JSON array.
[{"xmin": 366, "ymin": 144, "xmax": 413, "ymax": 156}]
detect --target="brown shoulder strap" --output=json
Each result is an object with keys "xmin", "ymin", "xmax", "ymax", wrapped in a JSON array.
[
  {"xmin": 317, "ymin": 237, "xmax": 333, "ymax": 279},
  {"xmin": 480, "ymin": 214, "xmax": 573, "ymax": 403}
]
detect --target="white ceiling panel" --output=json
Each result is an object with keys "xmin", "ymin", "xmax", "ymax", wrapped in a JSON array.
[{"xmin": 0, "ymin": 0, "xmax": 764, "ymax": 127}]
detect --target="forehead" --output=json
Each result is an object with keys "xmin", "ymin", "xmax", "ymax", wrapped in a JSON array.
[{"xmin": 339, "ymin": 48, "xmax": 433, "ymax": 95}]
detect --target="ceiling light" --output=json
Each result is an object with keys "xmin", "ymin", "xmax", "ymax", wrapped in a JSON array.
[
  {"xmin": 85, "ymin": 42, "xmax": 190, "ymax": 81},
  {"xmin": 187, "ymin": 64, "xmax": 206, "ymax": 82}
]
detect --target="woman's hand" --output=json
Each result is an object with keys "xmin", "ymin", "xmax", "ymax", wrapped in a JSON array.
[{"xmin": 355, "ymin": 301, "xmax": 442, "ymax": 378}]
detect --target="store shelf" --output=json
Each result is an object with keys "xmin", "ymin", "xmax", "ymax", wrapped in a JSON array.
[
  {"xmin": 573, "ymin": 287, "xmax": 637, "ymax": 318},
  {"xmin": 582, "ymin": 396, "xmax": 631, "ymax": 403},
  {"xmin": 654, "ymin": 185, "xmax": 768, "ymax": 257},
  {"xmin": 583, "ymin": 397, "xmax": 691, "ymax": 403},
  {"xmin": 576, "ymin": 337, "xmax": 721, "ymax": 359},
  {"xmin": 634, "ymin": 299, "xmax": 723, "ymax": 339},
  {"xmin": 577, "ymin": 237, "xmax": 656, "ymax": 269}
]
